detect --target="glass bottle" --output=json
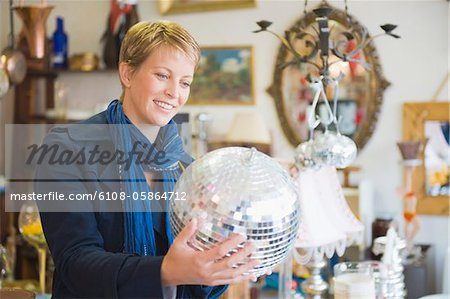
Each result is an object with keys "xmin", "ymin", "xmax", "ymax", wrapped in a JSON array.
[{"xmin": 52, "ymin": 17, "xmax": 68, "ymax": 69}]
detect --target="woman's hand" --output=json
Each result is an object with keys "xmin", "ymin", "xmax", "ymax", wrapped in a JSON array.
[{"xmin": 161, "ymin": 219, "xmax": 260, "ymax": 287}]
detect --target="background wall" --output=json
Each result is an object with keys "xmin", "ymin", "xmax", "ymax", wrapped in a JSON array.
[{"xmin": 1, "ymin": 0, "xmax": 449, "ymax": 292}]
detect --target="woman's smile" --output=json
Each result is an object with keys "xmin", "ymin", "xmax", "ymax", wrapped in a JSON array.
[{"xmin": 153, "ymin": 99, "xmax": 175, "ymax": 111}]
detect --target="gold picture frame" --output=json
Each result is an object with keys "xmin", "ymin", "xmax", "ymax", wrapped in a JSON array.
[
  {"xmin": 403, "ymin": 101, "xmax": 450, "ymax": 216},
  {"xmin": 159, "ymin": 0, "xmax": 256, "ymax": 15},
  {"xmin": 188, "ymin": 45, "xmax": 255, "ymax": 106}
]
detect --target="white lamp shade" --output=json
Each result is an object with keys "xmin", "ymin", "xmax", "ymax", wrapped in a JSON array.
[
  {"xmin": 294, "ymin": 168, "xmax": 347, "ymax": 264},
  {"xmin": 292, "ymin": 166, "xmax": 364, "ymax": 264},
  {"xmin": 315, "ymin": 166, "xmax": 364, "ymax": 245},
  {"xmin": 225, "ymin": 112, "xmax": 271, "ymax": 144}
]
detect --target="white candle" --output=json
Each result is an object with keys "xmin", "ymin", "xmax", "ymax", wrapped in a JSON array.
[{"xmin": 334, "ymin": 273, "xmax": 376, "ymax": 299}]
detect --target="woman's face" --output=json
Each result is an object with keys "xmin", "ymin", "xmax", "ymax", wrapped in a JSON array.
[{"xmin": 121, "ymin": 46, "xmax": 195, "ymax": 126}]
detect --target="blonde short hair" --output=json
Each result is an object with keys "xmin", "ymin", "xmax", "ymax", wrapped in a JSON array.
[{"xmin": 119, "ymin": 20, "xmax": 200, "ymax": 72}]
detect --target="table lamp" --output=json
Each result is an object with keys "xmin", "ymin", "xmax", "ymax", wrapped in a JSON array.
[
  {"xmin": 225, "ymin": 111, "xmax": 271, "ymax": 154},
  {"xmin": 290, "ymin": 166, "xmax": 364, "ymax": 298}
]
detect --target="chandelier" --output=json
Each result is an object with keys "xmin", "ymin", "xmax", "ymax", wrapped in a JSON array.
[
  {"xmin": 254, "ymin": 0, "xmax": 399, "ymax": 85},
  {"xmin": 254, "ymin": 0, "xmax": 400, "ymax": 169}
]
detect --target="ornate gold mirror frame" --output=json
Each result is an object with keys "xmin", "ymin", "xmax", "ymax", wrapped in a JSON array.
[
  {"xmin": 267, "ymin": 3, "xmax": 390, "ymax": 150},
  {"xmin": 403, "ymin": 102, "xmax": 450, "ymax": 216}
]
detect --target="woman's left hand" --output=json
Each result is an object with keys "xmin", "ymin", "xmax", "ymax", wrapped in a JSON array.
[{"xmin": 161, "ymin": 218, "xmax": 262, "ymax": 287}]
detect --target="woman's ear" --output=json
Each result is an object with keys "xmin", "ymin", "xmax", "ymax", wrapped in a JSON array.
[{"xmin": 119, "ymin": 62, "xmax": 132, "ymax": 88}]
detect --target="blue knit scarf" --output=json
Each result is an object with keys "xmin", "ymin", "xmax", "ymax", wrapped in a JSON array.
[{"xmin": 106, "ymin": 99, "xmax": 190, "ymax": 256}]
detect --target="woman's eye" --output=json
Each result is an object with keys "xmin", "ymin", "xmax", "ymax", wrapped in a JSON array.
[
  {"xmin": 181, "ymin": 81, "xmax": 191, "ymax": 88},
  {"xmin": 156, "ymin": 73, "xmax": 169, "ymax": 80}
]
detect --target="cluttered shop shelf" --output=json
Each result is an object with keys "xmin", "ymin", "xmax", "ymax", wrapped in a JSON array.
[{"xmin": 15, "ymin": 68, "xmax": 117, "ymax": 124}]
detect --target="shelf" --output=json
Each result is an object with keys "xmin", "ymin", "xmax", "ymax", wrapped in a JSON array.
[
  {"xmin": 27, "ymin": 68, "xmax": 117, "ymax": 77},
  {"xmin": 27, "ymin": 69, "xmax": 58, "ymax": 78},
  {"xmin": 56, "ymin": 68, "xmax": 118, "ymax": 74}
]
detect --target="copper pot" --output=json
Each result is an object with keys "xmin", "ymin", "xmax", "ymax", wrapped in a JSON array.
[{"xmin": 1, "ymin": 47, "xmax": 27, "ymax": 85}]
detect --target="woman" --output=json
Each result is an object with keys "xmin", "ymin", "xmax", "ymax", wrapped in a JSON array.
[{"xmin": 36, "ymin": 21, "xmax": 259, "ymax": 298}]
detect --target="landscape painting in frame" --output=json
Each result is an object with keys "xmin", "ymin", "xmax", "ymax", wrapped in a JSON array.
[{"xmin": 189, "ymin": 46, "xmax": 255, "ymax": 105}]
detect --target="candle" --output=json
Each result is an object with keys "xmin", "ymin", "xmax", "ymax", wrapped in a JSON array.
[{"xmin": 334, "ymin": 273, "xmax": 376, "ymax": 299}]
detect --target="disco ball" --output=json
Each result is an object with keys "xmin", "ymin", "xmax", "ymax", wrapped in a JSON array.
[{"xmin": 169, "ymin": 147, "xmax": 300, "ymax": 277}]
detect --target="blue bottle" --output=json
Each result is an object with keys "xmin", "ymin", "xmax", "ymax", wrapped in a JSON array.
[{"xmin": 52, "ymin": 17, "xmax": 68, "ymax": 69}]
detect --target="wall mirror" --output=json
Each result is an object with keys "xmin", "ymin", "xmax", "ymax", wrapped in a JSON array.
[
  {"xmin": 267, "ymin": 3, "xmax": 390, "ymax": 150},
  {"xmin": 403, "ymin": 102, "xmax": 450, "ymax": 216}
]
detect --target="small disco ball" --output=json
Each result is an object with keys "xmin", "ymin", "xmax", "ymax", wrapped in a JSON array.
[{"xmin": 169, "ymin": 147, "xmax": 300, "ymax": 277}]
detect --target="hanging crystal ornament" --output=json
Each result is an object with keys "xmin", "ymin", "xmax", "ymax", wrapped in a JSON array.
[
  {"xmin": 327, "ymin": 78, "xmax": 358, "ymax": 168},
  {"xmin": 295, "ymin": 140, "xmax": 317, "ymax": 170},
  {"xmin": 312, "ymin": 131, "xmax": 357, "ymax": 168},
  {"xmin": 295, "ymin": 77, "xmax": 357, "ymax": 169},
  {"xmin": 294, "ymin": 81, "xmax": 322, "ymax": 170}
]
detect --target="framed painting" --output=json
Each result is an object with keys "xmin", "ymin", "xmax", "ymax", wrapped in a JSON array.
[
  {"xmin": 403, "ymin": 101, "xmax": 450, "ymax": 216},
  {"xmin": 188, "ymin": 46, "xmax": 255, "ymax": 105},
  {"xmin": 159, "ymin": 0, "xmax": 256, "ymax": 15}
]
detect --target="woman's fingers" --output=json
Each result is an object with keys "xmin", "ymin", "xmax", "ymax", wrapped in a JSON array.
[
  {"xmin": 179, "ymin": 233, "xmax": 266, "ymax": 286},
  {"xmin": 164, "ymin": 225, "xmax": 270, "ymax": 286},
  {"xmin": 207, "ymin": 240, "xmax": 260, "ymax": 284},
  {"xmin": 175, "ymin": 218, "xmax": 198, "ymax": 245},
  {"xmin": 212, "ymin": 258, "xmax": 260, "ymax": 281},
  {"xmin": 204, "ymin": 233, "xmax": 247, "ymax": 261},
  {"xmin": 210, "ymin": 241, "xmax": 257, "ymax": 272}
]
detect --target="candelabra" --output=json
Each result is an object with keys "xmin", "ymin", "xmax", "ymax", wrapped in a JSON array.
[{"xmin": 254, "ymin": 0, "xmax": 399, "ymax": 87}]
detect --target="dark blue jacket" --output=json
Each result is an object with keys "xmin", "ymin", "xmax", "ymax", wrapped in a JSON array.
[{"xmin": 35, "ymin": 111, "xmax": 227, "ymax": 299}]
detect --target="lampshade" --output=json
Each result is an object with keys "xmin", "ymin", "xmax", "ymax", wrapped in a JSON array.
[
  {"xmin": 293, "ymin": 165, "xmax": 363, "ymax": 264},
  {"xmin": 293, "ymin": 168, "xmax": 347, "ymax": 264},
  {"xmin": 225, "ymin": 112, "xmax": 271, "ymax": 144},
  {"xmin": 312, "ymin": 166, "xmax": 364, "ymax": 244}
]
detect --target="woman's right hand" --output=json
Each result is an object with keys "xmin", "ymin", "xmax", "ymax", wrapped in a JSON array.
[{"xmin": 161, "ymin": 218, "xmax": 260, "ymax": 287}]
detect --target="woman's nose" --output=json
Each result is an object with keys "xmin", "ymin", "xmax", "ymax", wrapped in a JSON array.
[{"xmin": 165, "ymin": 82, "xmax": 178, "ymax": 98}]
